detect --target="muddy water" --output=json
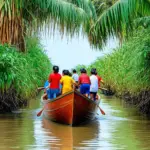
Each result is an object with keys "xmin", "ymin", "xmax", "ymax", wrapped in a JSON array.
[{"xmin": 0, "ymin": 95, "xmax": 150, "ymax": 150}]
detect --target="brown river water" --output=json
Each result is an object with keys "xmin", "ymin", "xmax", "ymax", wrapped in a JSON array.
[{"xmin": 0, "ymin": 94, "xmax": 150, "ymax": 150}]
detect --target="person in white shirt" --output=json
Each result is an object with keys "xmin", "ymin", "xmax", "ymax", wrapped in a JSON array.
[
  {"xmin": 90, "ymin": 69, "xmax": 99, "ymax": 101},
  {"xmin": 72, "ymin": 69, "xmax": 79, "ymax": 89}
]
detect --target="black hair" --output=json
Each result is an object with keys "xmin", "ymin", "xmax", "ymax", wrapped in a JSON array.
[
  {"xmin": 63, "ymin": 69, "xmax": 69, "ymax": 75},
  {"xmin": 92, "ymin": 68, "xmax": 96, "ymax": 71},
  {"xmin": 80, "ymin": 68, "xmax": 83, "ymax": 72},
  {"xmin": 62, "ymin": 70, "xmax": 65, "ymax": 74},
  {"xmin": 53, "ymin": 65, "xmax": 59, "ymax": 73},
  {"xmin": 72, "ymin": 69, "xmax": 76, "ymax": 73},
  {"xmin": 91, "ymin": 68, "xmax": 96, "ymax": 75},
  {"xmin": 80, "ymin": 68, "xmax": 86, "ymax": 73}
]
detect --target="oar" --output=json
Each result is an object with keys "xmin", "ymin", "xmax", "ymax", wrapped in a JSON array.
[
  {"xmin": 37, "ymin": 87, "xmax": 45, "ymax": 92},
  {"xmin": 93, "ymin": 101, "xmax": 105, "ymax": 115},
  {"xmin": 95, "ymin": 94, "xmax": 105, "ymax": 115},
  {"xmin": 37, "ymin": 107, "xmax": 44, "ymax": 117},
  {"xmin": 97, "ymin": 105, "xmax": 105, "ymax": 115},
  {"xmin": 99, "ymin": 87, "xmax": 109, "ymax": 92},
  {"xmin": 37, "ymin": 93, "xmax": 48, "ymax": 117}
]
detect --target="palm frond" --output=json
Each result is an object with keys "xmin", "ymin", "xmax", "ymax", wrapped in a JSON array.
[
  {"xmin": 23, "ymin": 0, "xmax": 96, "ymax": 33},
  {"xmin": 89, "ymin": 0, "xmax": 150, "ymax": 48},
  {"xmin": 70, "ymin": 0, "xmax": 97, "ymax": 19},
  {"xmin": 0, "ymin": 0, "xmax": 96, "ymax": 50}
]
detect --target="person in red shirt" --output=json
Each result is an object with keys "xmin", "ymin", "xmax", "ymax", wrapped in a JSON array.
[
  {"xmin": 95, "ymin": 71, "xmax": 104, "ymax": 88},
  {"xmin": 48, "ymin": 65, "xmax": 61, "ymax": 100},
  {"xmin": 78, "ymin": 68, "xmax": 91, "ymax": 97}
]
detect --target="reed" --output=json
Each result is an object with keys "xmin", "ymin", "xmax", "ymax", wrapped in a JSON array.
[
  {"xmin": 76, "ymin": 28, "xmax": 150, "ymax": 95},
  {"xmin": 94, "ymin": 28, "xmax": 150, "ymax": 94},
  {"xmin": 0, "ymin": 36, "xmax": 52, "ymax": 100}
]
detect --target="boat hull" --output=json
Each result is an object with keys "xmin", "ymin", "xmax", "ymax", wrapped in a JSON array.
[{"xmin": 42, "ymin": 90, "xmax": 100, "ymax": 125}]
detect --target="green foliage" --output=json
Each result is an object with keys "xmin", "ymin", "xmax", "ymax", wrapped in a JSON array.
[
  {"xmin": 92, "ymin": 0, "xmax": 117, "ymax": 14},
  {"xmin": 0, "ymin": 0, "xmax": 96, "ymax": 36},
  {"xmin": 80, "ymin": 28, "xmax": 150, "ymax": 94},
  {"xmin": 0, "ymin": 37, "xmax": 52, "ymax": 99},
  {"xmin": 134, "ymin": 16, "xmax": 150, "ymax": 28},
  {"xmin": 89, "ymin": 0, "xmax": 150, "ymax": 48}
]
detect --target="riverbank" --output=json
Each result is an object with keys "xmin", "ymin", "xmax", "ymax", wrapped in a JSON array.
[
  {"xmin": 0, "ymin": 37, "xmax": 52, "ymax": 112},
  {"xmin": 118, "ymin": 90, "xmax": 150, "ymax": 116},
  {"xmin": 81, "ymin": 28, "xmax": 150, "ymax": 115}
]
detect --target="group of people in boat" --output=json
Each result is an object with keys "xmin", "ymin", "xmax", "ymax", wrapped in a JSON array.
[{"xmin": 43, "ymin": 65, "xmax": 104, "ymax": 101}]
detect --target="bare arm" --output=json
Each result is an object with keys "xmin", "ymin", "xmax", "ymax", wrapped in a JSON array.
[{"xmin": 101, "ymin": 80, "xmax": 104, "ymax": 84}]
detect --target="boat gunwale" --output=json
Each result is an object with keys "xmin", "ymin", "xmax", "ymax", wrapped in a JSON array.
[
  {"xmin": 74, "ymin": 90, "xmax": 100, "ymax": 105},
  {"xmin": 41, "ymin": 90, "xmax": 100, "ymax": 105},
  {"xmin": 41, "ymin": 91, "xmax": 74, "ymax": 104}
]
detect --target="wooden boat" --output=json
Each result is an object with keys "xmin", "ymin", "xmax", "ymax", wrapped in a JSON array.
[{"xmin": 41, "ymin": 90, "xmax": 100, "ymax": 126}]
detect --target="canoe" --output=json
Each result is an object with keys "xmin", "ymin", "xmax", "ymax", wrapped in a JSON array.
[{"xmin": 41, "ymin": 90, "xmax": 100, "ymax": 126}]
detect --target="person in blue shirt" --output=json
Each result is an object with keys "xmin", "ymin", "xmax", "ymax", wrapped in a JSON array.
[
  {"xmin": 44, "ymin": 80, "xmax": 62, "ymax": 98},
  {"xmin": 44, "ymin": 80, "xmax": 49, "ymax": 89},
  {"xmin": 43, "ymin": 80, "xmax": 50, "ymax": 98}
]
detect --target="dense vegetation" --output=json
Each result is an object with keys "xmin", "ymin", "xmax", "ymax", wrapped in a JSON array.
[
  {"xmin": 1, "ymin": 0, "xmax": 150, "ymax": 51},
  {"xmin": 89, "ymin": 0, "xmax": 150, "ymax": 48},
  {"xmin": 76, "ymin": 27, "xmax": 150, "ymax": 114},
  {"xmin": 0, "ymin": 37, "xmax": 51, "ymax": 111},
  {"xmin": 0, "ymin": 0, "xmax": 96, "ymax": 51},
  {"xmin": 89, "ymin": 28, "xmax": 150, "ymax": 93},
  {"xmin": 0, "ymin": 0, "xmax": 96, "ymax": 111}
]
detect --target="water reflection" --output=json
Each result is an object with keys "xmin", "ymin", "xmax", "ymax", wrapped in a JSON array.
[
  {"xmin": 98, "ymin": 95, "xmax": 150, "ymax": 150},
  {"xmin": 33, "ymin": 118, "xmax": 100, "ymax": 150}
]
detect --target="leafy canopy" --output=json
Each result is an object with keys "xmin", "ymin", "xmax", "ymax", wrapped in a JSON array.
[
  {"xmin": 89, "ymin": 0, "xmax": 150, "ymax": 48},
  {"xmin": 0, "ymin": 0, "xmax": 96, "ymax": 35}
]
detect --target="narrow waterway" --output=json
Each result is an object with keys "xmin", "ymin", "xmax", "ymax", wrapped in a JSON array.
[{"xmin": 0, "ymin": 94, "xmax": 150, "ymax": 150}]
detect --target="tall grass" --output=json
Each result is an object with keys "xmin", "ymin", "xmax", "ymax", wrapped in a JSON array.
[
  {"xmin": 77, "ymin": 28, "xmax": 150, "ymax": 95},
  {"xmin": 0, "ymin": 37, "xmax": 52, "ymax": 99}
]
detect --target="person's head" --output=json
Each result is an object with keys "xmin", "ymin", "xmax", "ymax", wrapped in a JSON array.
[
  {"xmin": 80, "ymin": 68, "xmax": 83, "ymax": 73},
  {"xmin": 72, "ymin": 69, "xmax": 76, "ymax": 73},
  {"xmin": 62, "ymin": 70, "xmax": 65, "ymax": 75},
  {"xmin": 68, "ymin": 72, "xmax": 72, "ymax": 76},
  {"xmin": 93, "ymin": 68, "xmax": 97, "ymax": 72},
  {"xmin": 91, "ymin": 68, "xmax": 96, "ymax": 75},
  {"xmin": 80, "ymin": 68, "xmax": 86, "ymax": 73},
  {"xmin": 53, "ymin": 65, "xmax": 59, "ymax": 73},
  {"xmin": 62, "ymin": 69, "xmax": 69, "ymax": 76}
]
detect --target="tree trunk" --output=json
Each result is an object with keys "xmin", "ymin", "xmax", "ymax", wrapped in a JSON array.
[{"xmin": 0, "ymin": 2, "xmax": 26, "ymax": 52}]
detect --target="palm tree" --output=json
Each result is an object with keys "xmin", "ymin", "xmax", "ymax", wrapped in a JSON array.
[
  {"xmin": 89, "ymin": 0, "xmax": 150, "ymax": 48},
  {"xmin": 0, "ymin": 0, "xmax": 96, "ymax": 52},
  {"xmin": 92, "ymin": 0, "xmax": 116, "ymax": 14}
]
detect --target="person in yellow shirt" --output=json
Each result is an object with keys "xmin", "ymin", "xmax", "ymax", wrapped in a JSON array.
[{"xmin": 60, "ymin": 70, "xmax": 76, "ymax": 94}]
